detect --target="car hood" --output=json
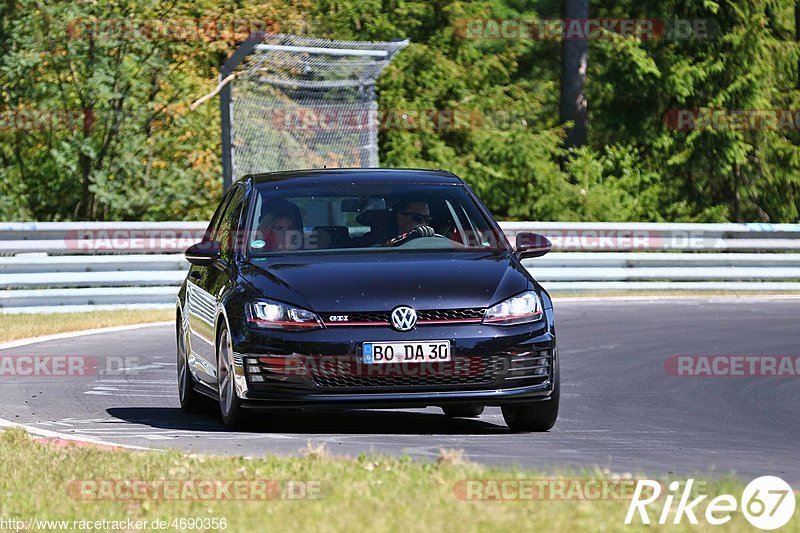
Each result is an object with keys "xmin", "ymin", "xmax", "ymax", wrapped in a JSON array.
[{"xmin": 239, "ymin": 251, "xmax": 531, "ymax": 312}]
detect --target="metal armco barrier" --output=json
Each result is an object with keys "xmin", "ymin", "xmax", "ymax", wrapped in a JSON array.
[{"xmin": 1, "ymin": 221, "xmax": 799, "ymax": 313}]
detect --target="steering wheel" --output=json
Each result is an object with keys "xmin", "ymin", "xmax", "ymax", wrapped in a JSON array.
[{"xmin": 385, "ymin": 225, "xmax": 446, "ymax": 247}]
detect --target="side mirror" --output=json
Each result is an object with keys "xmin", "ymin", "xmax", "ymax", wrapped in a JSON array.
[
  {"xmin": 185, "ymin": 240, "xmax": 221, "ymax": 267},
  {"xmin": 516, "ymin": 232, "xmax": 552, "ymax": 259}
]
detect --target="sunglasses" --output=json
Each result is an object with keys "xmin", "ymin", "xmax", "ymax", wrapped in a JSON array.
[{"xmin": 399, "ymin": 212, "xmax": 432, "ymax": 224}]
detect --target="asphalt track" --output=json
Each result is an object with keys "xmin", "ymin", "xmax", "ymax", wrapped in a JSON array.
[{"xmin": 1, "ymin": 298, "xmax": 798, "ymax": 483}]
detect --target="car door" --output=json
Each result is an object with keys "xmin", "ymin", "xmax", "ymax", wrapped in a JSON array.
[
  {"xmin": 203, "ymin": 184, "xmax": 246, "ymax": 375},
  {"xmin": 186, "ymin": 186, "xmax": 245, "ymax": 386}
]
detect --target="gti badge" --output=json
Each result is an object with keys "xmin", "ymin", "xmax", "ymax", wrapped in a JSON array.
[
  {"xmin": 391, "ymin": 306, "xmax": 417, "ymax": 331},
  {"xmin": 328, "ymin": 315, "xmax": 350, "ymax": 322}
]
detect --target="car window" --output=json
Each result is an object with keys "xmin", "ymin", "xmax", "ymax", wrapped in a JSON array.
[
  {"xmin": 206, "ymin": 187, "xmax": 237, "ymax": 242},
  {"xmin": 247, "ymin": 182, "xmax": 505, "ymax": 256},
  {"xmin": 215, "ymin": 186, "xmax": 245, "ymax": 261}
]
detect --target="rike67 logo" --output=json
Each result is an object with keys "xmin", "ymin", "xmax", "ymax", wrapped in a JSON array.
[{"xmin": 626, "ymin": 476, "xmax": 796, "ymax": 530}]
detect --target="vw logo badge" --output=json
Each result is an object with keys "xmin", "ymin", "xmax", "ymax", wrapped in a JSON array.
[{"xmin": 391, "ymin": 306, "xmax": 417, "ymax": 331}]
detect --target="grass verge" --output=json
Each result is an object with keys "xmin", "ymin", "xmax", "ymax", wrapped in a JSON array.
[
  {"xmin": 0, "ymin": 310, "xmax": 173, "ymax": 343},
  {"xmin": 0, "ymin": 429, "xmax": 783, "ymax": 532},
  {"xmin": 545, "ymin": 283, "xmax": 800, "ymax": 299},
  {"xmin": 551, "ymin": 290, "xmax": 800, "ymax": 298}
]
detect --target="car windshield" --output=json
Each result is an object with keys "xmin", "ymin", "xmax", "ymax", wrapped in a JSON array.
[{"xmin": 245, "ymin": 182, "xmax": 507, "ymax": 256}]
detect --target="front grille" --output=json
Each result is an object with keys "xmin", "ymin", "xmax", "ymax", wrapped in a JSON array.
[
  {"xmin": 417, "ymin": 308, "xmax": 484, "ymax": 322},
  {"xmin": 243, "ymin": 349, "xmax": 552, "ymax": 392},
  {"xmin": 321, "ymin": 308, "xmax": 485, "ymax": 326},
  {"xmin": 308, "ymin": 355, "xmax": 506, "ymax": 389}
]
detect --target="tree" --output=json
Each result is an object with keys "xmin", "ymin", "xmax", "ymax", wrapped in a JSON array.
[
  {"xmin": 560, "ymin": 0, "xmax": 589, "ymax": 148},
  {"xmin": 0, "ymin": 0, "xmax": 303, "ymax": 221}
]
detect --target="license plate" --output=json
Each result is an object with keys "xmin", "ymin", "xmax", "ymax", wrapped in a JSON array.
[{"xmin": 362, "ymin": 341, "xmax": 451, "ymax": 364}]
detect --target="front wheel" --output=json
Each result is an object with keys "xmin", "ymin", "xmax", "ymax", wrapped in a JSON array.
[
  {"xmin": 501, "ymin": 354, "xmax": 560, "ymax": 432},
  {"xmin": 217, "ymin": 325, "xmax": 247, "ymax": 428}
]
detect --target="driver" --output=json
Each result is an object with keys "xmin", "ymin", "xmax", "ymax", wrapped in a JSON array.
[
  {"xmin": 383, "ymin": 199, "xmax": 436, "ymax": 246},
  {"xmin": 394, "ymin": 199, "xmax": 432, "ymax": 234}
]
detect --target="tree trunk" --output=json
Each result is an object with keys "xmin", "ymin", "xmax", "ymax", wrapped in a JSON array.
[
  {"xmin": 76, "ymin": 36, "xmax": 96, "ymax": 220},
  {"xmin": 77, "ymin": 107, "xmax": 94, "ymax": 220},
  {"xmin": 796, "ymin": 0, "xmax": 800, "ymax": 88},
  {"xmin": 733, "ymin": 164, "xmax": 742, "ymax": 222},
  {"xmin": 560, "ymin": 0, "xmax": 589, "ymax": 148}
]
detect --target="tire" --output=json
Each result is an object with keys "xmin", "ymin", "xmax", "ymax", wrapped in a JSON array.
[
  {"xmin": 501, "ymin": 353, "xmax": 560, "ymax": 432},
  {"xmin": 442, "ymin": 404, "xmax": 485, "ymax": 418},
  {"xmin": 216, "ymin": 325, "xmax": 247, "ymax": 428},
  {"xmin": 177, "ymin": 315, "xmax": 207, "ymax": 414}
]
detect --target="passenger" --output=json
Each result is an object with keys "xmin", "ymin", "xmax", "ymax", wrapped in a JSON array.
[{"xmin": 257, "ymin": 200, "xmax": 303, "ymax": 251}]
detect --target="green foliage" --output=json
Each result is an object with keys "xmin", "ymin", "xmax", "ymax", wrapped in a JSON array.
[
  {"xmin": 1, "ymin": 0, "xmax": 799, "ymax": 222},
  {"xmin": 0, "ymin": 0, "xmax": 305, "ymax": 220},
  {"xmin": 588, "ymin": 0, "xmax": 800, "ymax": 221}
]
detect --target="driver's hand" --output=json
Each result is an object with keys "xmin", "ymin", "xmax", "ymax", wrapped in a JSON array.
[{"xmin": 385, "ymin": 225, "xmax": 435, "ymax": 246}]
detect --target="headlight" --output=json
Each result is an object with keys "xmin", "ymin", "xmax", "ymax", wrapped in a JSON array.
[
  {"xmin": 483, "ymin": 291, "xmax": 543, "ymax": 325},
  {"xmin": 247, "ymin": 300, "xmax": 323, "ymax": 330}
]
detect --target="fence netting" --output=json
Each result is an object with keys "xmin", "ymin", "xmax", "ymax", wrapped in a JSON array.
[{"xmin": 228, "ymin": 33, "xmax": 408, "ymax": 177}]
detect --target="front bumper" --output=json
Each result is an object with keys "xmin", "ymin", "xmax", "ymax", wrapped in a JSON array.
[
  {"xmin": 231, "ymin": 313, "xmax": 556, "ymax": 408},
  {"xmin": 239, "ymin": 381, "xmax": 555, "ymax": 409}
]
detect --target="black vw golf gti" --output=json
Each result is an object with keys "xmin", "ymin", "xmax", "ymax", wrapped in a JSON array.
[{"xmin": 177, "ymin": 169, "xmax": 558, "ymax": 431}]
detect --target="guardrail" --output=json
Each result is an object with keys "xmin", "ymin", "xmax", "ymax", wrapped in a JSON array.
[{"xmin": 2, "ymin": 221, "xmax": 799, "ymax": 313}]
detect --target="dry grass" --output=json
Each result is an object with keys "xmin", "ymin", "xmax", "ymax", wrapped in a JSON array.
[
  {"xmin": 0, "ymin": 429, "xmax": 778, "ymax": 532},
  {"xmin": 0, "ymin": 309, "xmax": 173, "ymax": 343}
]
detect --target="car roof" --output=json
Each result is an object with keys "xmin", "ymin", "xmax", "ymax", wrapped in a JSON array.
[{"xmin": 242, "ymin": 168, "xmax": 464, "ymax": 187}]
